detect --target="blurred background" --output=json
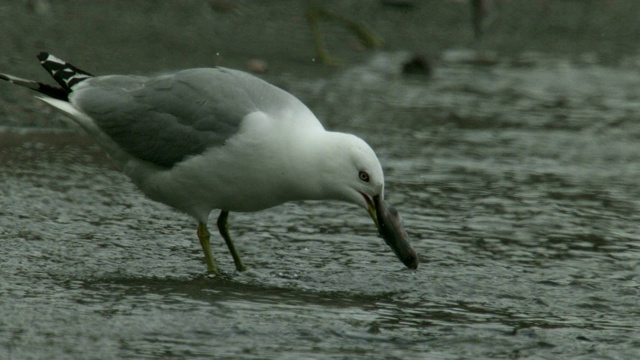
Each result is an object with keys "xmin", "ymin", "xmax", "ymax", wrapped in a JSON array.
[{"xmin": 1, "ymin": 1, "xmax": 639, "ymax": 75}]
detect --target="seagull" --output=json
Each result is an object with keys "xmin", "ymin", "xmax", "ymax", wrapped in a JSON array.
[{"xmin": 0, "ymin": 52, "xmax": 418, "ymax": 275}]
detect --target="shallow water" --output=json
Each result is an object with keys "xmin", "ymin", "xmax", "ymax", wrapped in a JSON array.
[{"xmin": 1, "ymin": 53, "xmax": 640, "ymax": 359}]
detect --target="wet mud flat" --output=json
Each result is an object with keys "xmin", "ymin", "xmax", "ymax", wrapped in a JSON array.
[
  {"xmin": 2, "ymin": 54, "xmax": 640, "ymax": 358},
  {"xmin": 2, "ymin": 0, "xmax": 640, "ymax": 359}
]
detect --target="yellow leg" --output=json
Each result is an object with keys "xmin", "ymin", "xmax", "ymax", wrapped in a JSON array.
[
  {"xmin": 197, "ymin": 223, "xmax": 220, "ymax": 275},
  {"xmin": 217, "ymin": 211, "xmax": 247, "ymax": 272},
  {"xmin": 306, "ymin": 5, "xmax": 382, "ymax": 66},
  {"xmin": 307, "ymin": 6, "xmax": 340, "ymax": 66}
]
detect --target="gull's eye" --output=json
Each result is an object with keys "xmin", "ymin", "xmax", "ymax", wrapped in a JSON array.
[{"xmin": 358, "ymin": 170, "xmax": 370, "ymax": 183}]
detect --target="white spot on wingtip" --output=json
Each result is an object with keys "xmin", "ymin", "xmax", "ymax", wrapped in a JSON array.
[{"xmin": 42, "ymin": 54, "xmax": 65, "ymax": 65}]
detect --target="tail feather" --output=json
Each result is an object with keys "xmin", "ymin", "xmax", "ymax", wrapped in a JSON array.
[
  {"xmin": 0, "ymin": 52, "xmax": 93, "ymax": 101},
  {"xmin": 37, "ymin": 52, "xmax": 93, "ymax": 91}
]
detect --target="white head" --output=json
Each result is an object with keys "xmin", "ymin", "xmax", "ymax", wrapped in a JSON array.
[{"xmin": 312, "ymin": 132, "xmax": 384, "ymax": 209}]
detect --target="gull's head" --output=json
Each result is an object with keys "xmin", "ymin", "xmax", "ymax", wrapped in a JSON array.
[
  {"xmin": 327, "ymin": 134, "xmax": 385, "ymax": 209},
  {"xmin": 319, "ymin": 133, "xmax": 418, "ymax": 270}
]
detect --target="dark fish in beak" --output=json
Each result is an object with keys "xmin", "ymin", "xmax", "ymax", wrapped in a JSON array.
[{"xmin": 366, "ymin": 195, "xmax": 418, "ymax": 269}]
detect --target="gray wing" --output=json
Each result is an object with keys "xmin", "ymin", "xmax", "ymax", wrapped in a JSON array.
[{"xmin": 69, "ymin": 68, "xmax": 278, "ymax": 168}]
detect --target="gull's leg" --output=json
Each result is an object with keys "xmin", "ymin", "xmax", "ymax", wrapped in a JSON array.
[
  {"xmin": 306, "ymin": 5, "xmax": 382, "ymax": 66},
  {"xmin": 197, "ymin": 223, "xmax": 220, "ymax": 275},
  {"xmin": 331, "ymin": 10, "xmax": 382, "ymax": 49},
  {"xmin": 217, "ymin": 211, "xmax": 247, "ymax": 272},
  {"xmin": 307, "ymin": 5, "xmax": 340, "ymax": 66}
]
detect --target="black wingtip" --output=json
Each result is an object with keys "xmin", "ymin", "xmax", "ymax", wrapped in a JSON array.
[
  {"xmin": 0, "ymin": 71, "xmax": 69, "ymax": 100},
  {"xmin": 37, "ymin": 52, "xmax": 93, "ymax": 91},
  {"xmin": 2, "ymin": 52, "xmax": 94, "ymax": 102},
  {"xmin": 37, "ymin": 51, "xmax": 49, "ymax": 62}
]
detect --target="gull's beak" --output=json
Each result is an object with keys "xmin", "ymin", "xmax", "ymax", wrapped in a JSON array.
[{"xmin": 363, "ymin": 194, "xmax": 418, "ymax": 270}]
